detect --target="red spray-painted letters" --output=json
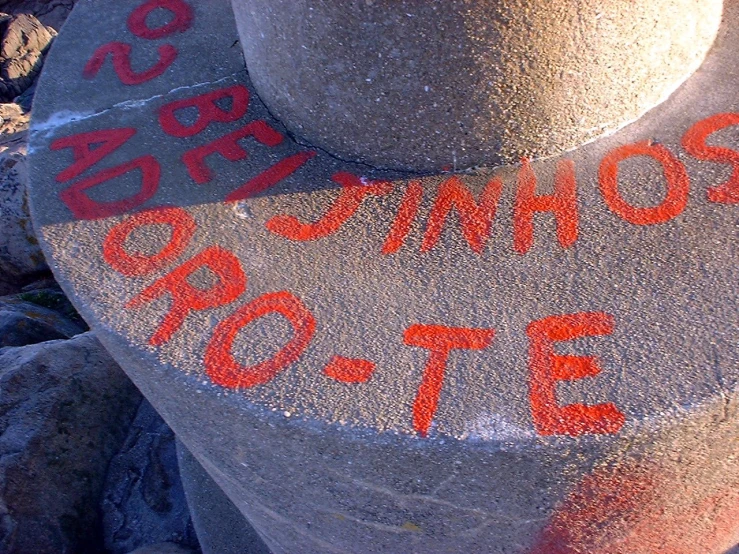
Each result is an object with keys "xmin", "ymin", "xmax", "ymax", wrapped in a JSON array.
[
  {"xmin": 526, "ymin": 312, "xmax": 625, "ymax": 437},
  {"xmin": 205, "ymin": 291, "xmax": 316, "ymax": 389},
  {"xmin": 405, "ymin": 324, "xmax": 496, "ymax": 437},
  {"xmin": 126, "ymin": 246, "xmax": 247, "ymax": 345}
]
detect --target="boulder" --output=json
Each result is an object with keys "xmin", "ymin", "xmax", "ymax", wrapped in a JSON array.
[
  {"xmin": 103, "ymin": 399, "xmax": 200, "ymax": 554},
  {"xmin": 0, "ymin": 1, "xmax": 76, "ymax": 33},
  {"xmin": 0, "ymin": 148, "xmax": 48, "ymax": 294},
  {"xmin": 0, "ymin": 290, "xmax": 85, "ymax": 346},
  {"xmin": 0, "ymin": 332, "xmax": 142, "ymax": 553},
  {"xmin": 0, "ymin": 12, "xmax": 55, "ymax": 102},
  {"xmin": 0, "ymin": 102, "xmax": 28, "ymax": 151},
  {"xmin": 17, "ymin": 279, "xmax": 87, "ymax": 323}
]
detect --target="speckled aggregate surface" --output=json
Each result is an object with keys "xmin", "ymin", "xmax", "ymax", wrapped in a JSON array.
[
  {"xmin": 26, "ymin": 0, "xmax": 739, "ymax": 552},
  {"xmin": 232, "ymin": 0, "xmax": 723, "ymax": 172}
]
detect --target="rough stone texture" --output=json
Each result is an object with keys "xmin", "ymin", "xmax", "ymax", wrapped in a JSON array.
[
  {"xmin": 0, "ymin": 1, "xmax": 76, "ymax": 32},
  {"xmin": 0, "ymin": 148, "xmax": 48, "ymax": 294},
  {"xmin": 0, "ymin": 290, "xmax": 84, "ymax": 346},
  {"xmin": 0, "ymin": 332, "xmax": 142, "ymax": 553},
  {"xmin": 232, "ymin": 0, "xmax": 723, "ymax": 172},
  {"xmin": 27, "ymin": 0, "xmax": 739, "ymax": 552},
  {"xmin": 102, "ymin": 399, "xmax": 200, "ymax": 554},
  {"xmin": 129, "ymin": 542, "xmax": 199, "ymax": 554},
  {"xmin": 0, "ymin": 12, "xmax": 55, "ymax": 102}
]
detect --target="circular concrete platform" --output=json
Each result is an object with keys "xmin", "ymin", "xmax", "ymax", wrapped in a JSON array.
[
  {"xmin": 232, "ymin": 0, "xmax": 723, "ymax": 172},
  {"xmin": 27, "ymin": 0, "xmax": 738, "ymax": 552}
]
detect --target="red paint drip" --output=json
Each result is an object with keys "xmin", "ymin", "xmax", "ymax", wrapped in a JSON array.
[
  {"xmin": 226, "ymin": 151, "xmax": 316, "ymax": 202},
  {"xmin": 421, "ymin": 175, "xmax": 502, "ymax": 254},
  {"xmin": 382, "ymin": 180, "xmax": 423, "ymax": 255},
  {"xmin": 59, "ymin": 155, "xmax": 161, "ymax": 220},
  {"xmin": 103, "ymin": 206, "xmax": 196, "ymax": 277},
  {"xmin": 126, "ymin": 245, "xmax": 246, "ymax": 345},
  {"xmin": 128, "ymin": 0, "xmax": 194, "ymax": 40},
  {"xmin": 51, "ymin": 128, "xmax": 137, "ymax": 183},
  {"xmin": 182, "ymin": 121, "xmax": 284, "ymax": 184},
  {"xmin": 404, "ymin": 324, "xmax": 495, "ymax": 437},
  {"xmin": 205, "ymin": 291, "xmax": 316, "ymax": 389},
  {"xmin": 159, "ymin": 84, "xmax": 250, "ymax": 138},
  {"xmin": 526, "ymin": 312, "xmax": 624, "ymax": 437},
  {"xmin": 266, "ymin": 172, "xmax": 393, "ymax": 241}
]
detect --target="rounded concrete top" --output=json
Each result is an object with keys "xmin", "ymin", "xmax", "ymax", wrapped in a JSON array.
[
  {"xmin": 231, "ymin": 0, "xmax": 724, "ymax": 172},
  {"xmin": 27, "ymin": 0, "xmax": 738, "ymax": 442}
]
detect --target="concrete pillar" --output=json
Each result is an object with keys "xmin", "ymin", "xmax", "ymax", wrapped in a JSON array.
[
  {"xmin": 231, "ymin": 0, "xmax": 723, "ymax": 171},
  {"xmin": 26, "ymin": 0, "xmax": 738, "ymax": 553}
]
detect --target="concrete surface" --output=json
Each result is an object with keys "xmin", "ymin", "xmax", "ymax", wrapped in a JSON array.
[
  {"xmin": 176, "ymin": 441, "xmax": 270, "ymax": 554},
  {"xmin": 26, "ymin": 0, "xmax": 738, "ymax": 552},
  {"xmin": 231, "ymin": 0, "xmax": 723, "ymax": 172}
]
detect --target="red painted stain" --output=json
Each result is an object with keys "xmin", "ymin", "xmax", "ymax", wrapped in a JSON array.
[
  {"xmin": 514, "ymin": 158, "xmax": 578, "ymax": 254},
  {"xmin": 73, "ymin": 13, "xmax": 738, "ymax": 443},
  {"xmin": 404, "ymin": 324, "xmax": 495, "ymax": 437},
  {"xmin": 266, "ymin": 172, "xmax": 393, "ymax": 241},
  {"xmin": 51, "ymin": 128, "xmax": 137, "ymax": 183},
  {"xmin": 530, "ymin": 461, "xmax": 662, "ymax": 554},
  {"xmin": 682, "ymin": 112, "xmax": 739, "ymax": 204},
  {"xmin": 205, "ymin": 291, "xmax": 316, "ymax": 389},
  {"xmin": 159, "ymin": 84, "xmax": 250, "ymax": 138},
  {"xmin": 127, "ymin": 0, "xmax": 194, "ymax": 40},
  {"xmin": 531, "ymin": 458, "xmax": 739, "ymax": 554},
  {"xmin": 126, "ymin": 245, "xmax": 246, "ymax": 345},
  {"xmin": 527, "ymin": 312, "xmax": 624, "ymax": 437},
  {"xmin": 599, "ymin": 141, "xmax": 690, "ymax": 225},
  {"xmin": 103, "ymin": 206, "xmax": 196, "ymax": 277},
  {"xmin": 59, "ymin": 155, "xmax": 161, "ymax": 220},
  {"xmin": 420, "ymin": 175, "xmax": 502, "ymax": 254}
]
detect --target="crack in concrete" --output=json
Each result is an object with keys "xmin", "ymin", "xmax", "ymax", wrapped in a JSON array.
[
  {"xmin": 241, "ymin": 68, "xmax": 420, "ymax": 178},
  {"xmin": 29, "ymin": 70, "xmax": 248, "ymax": 143},
  {"xmin": 239, "ymin": 494, "xmax": 347, "ymax": 554},
  {"xmin": 324, "ymin": 467, "xmax": 534, "ymax": 524}
]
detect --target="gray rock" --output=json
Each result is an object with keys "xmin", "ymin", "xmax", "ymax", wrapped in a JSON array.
[
  {"xmin": 0, "ymin": 12, "xmax": 55, "ymax": 102},
  {"xmin": 0, "ymin": 1, "xmax": 76, "ymax": 33},
  {"xmin": 0, "ymin": 291, "xmax": 85, "ymax": 346},
  {"xmin": 103, "ymin": 400, "xmax": 200, "ymax": 554},
  {"xmin": 0, "ymin": 149, "xmax": 47, "ymax": 294},
  {"xmin": 17, "ymin": 281, "xmax": 87, "ymax": 323},
  {"xmin": 0, "ymin": 332, "xmax": 142, "ymax": 553}
]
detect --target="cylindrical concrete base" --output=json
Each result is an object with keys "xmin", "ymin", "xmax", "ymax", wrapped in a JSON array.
[
  {"xmin": 231, "ymin": 0, "xmax": 723, "ymax": 172},
  {"xmin": 28, "ymin": 0, "xmax": 738, "ymax": 552}
]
